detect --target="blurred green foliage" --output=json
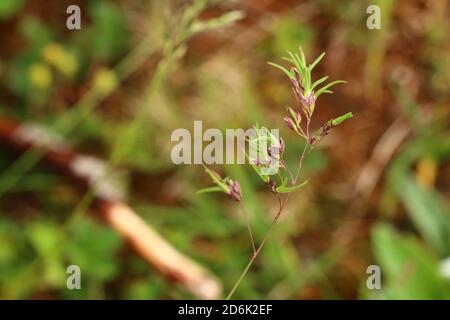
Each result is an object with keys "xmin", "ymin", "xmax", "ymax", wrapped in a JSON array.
[
  {"xmin": 371, "ymin": 224, "xmax": 450, "ymax": 299},
  {"xmin": 0, "ymin": 0, "xmax": 449, "ymax": 300},
  {"xmin": 0, "ymin": 0, "xmax": 25, "ymax": 20}
]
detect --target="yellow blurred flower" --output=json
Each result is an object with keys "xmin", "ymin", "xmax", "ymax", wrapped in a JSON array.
[
  {"xmin": 416, "ymin": 156, "xmax": 437, "ymax": 189},
  {"xmin": 42, "ymin": 43, "xmax": 78, "ymax": 76},
  {"xmin": 42, "ymin": 43, "xmax": 64, "ymax": 66},
  {"xmin": 93, "ymin": 68, "xmax": 118, "ymax": 95},
  {"xmin": 28, "ymin": 63, "xmax": 53, "ymax": 89}
]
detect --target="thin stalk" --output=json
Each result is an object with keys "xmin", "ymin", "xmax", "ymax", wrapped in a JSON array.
[
  {"xmin": 226, "ymin": 196, "xmax": 286, "ymax": 300},
  {"xmin": 226, "ymin": 120, "xmax": 311, "ymax": 300},
  {"xmin": 239, "ymin": 200, "xmax": 256, "ymax": 255},
  {"xmin": 293, "ymin": 118, "xmax": 311, "ymax": 184},
  {"xmin": 280, "ymin": 161, "xmax": 295, "ymax": 185}
]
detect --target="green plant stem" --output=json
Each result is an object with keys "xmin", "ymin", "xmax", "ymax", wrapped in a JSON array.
[
  {"xmin": 240, "ymin": 200, "xmax": 256, "ymax": 254},
  {"xmin": 226, "ymin": 207, "xmax": 281, "ymax": 299},
  {"xmin": 227, "ymin": 121, "xmax": 311, "ymax": 300}
]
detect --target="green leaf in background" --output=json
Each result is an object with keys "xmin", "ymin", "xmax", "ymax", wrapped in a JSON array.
[
  {"xmin": 372, "ymin": 224, "xmax": 450, "ymax": 299},
  {"xmin": 124, "ymin": 278, "xmax": 166, "ymax": 300},
  {"xmin": 190, "ymin": 10, "xmax": 244, "ymax": 34},
  {"xmin": 271, "ymin": 16, "xmax": 314, "ymax": 56},
  {"xmin": 396, "ymin": 175, "xmax": 450, "ymax": 256},
  {"xmin": 0, "ymin": 0, "xmax": 25, "ymax": 20},
  {"xmin": 28, "ymin": 222, "xmax": 63, "ymax": 258},
  {"xmin": 28, "ymin": 222, "xmax": 66, "ymax": 286},
  {"xmin": 65, "ymin": 218, "xmax": 122, "ymax": 282},
  {"xmin": 88, "ymin": 2, "xmax": 129, "ymax": 60},
  {"xmin": 0, "ymin": 218, "xmax": 24, "ymax": 274},
  {"xmin": 19, "ymin": 16, "xmax": 53, "ymax": 48}
]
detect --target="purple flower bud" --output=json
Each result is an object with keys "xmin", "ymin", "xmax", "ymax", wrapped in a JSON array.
[
  {"xmin": 288, "ymin": 107, "xmax": 302, "ymax": 126},
  {"xmin": 251, "ymin": 158, "xmax": 262, "ymax": 167},
  {"xmin": 283, "ymin": 117, "xmax": 297, "ymax": 132},
  {"xmin": 292, "ymin": 87, "xmax": 303, "ymax": 104},
  {"xmin": 267, "ymin": 177, "xmax": 277, "ymax": 193},
  {"xmin": 227, "ymin": 180, "xmax": 242, "ymax": 202},
  {"xmin": 279, "ymin": 137, "xmax": 285, "ymax": 155},
  {"xmin": 295, "ymin": 112, "xmax": 302, "ymax": 124},
  {"xmin": 300, "ymin": 92, "xmax": 316, "ymax": 111},
  {"xmin": 292, "ymin": 68, "xmax": 303, "ymax": 90},
  {"xmin": 270, "ymin": 138, "xmax": 284, "ymax": 159}
]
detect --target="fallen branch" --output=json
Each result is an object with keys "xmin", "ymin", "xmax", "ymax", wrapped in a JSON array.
[{"xmin": 0, "ymin": 117, "xmax": 222, "ymax": 299}]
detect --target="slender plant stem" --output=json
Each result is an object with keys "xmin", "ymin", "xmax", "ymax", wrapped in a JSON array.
[
  {"xmin": 240, "ymin": 200, "xmax": 256, "ymax": 254},
  {"xmin": 293, "ymin": 118, "xmax": 311, "ymax": 184},
  {"xmin": 226, "ymin": 122, "xmax": 311, "ymax": 300},
  {"xmin": 226, "ymin": 253, "xmax": 257, "ymax": 300},
  {"xmin": 226, "ymin": 194, "xmax": 287, "ymax": 300},
  {"xmin": 281, "ymin": 160, "xmax": 296, "ymax": 185}
]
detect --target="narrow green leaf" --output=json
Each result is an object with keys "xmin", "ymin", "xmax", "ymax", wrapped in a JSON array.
[
  {"xmin": 202, "ymin": 164, "xmax": 229, "ymax": 192},
  {"xmin": 372, "ymin": 224, "xmax": 450, "ymax": 299},
  {"xmin": 276, "ymin": 179, "xmax": 309, "ymax": 193},
  {"xmin": 312, "ymin": 76, "xmax": 329, "ymax": 90},
  {"xmin": 278, "ymin": 176, "xmax": 288, "ymax": 189},
  {"xmin": 251, "ymin": 163, "xmax": 270, "ymax": 183},
  {"xmin": 197, "ymin": 186, "xmax": 224, "ymax": 194},
  {"xmin": 294, "ymin": 53, "xmax": 305, "ymax": 72},
  {"xmin": 190, "ymin": 10, "xmax": 244, "ymax": 33},
  {"xmin": 315, "ymin": 80, "xmax": 347, "ymax": 98},
  {"xmin": 331, "ymin": 112, "xmax": 353, "ymax": 126},
  {"xmin": 298, "ymin": 46, "xmax": 306, "ymax": 65},
  {"xmin": 309, "ymin": 52, "xmax": 326, "ymax": 71},
  {"xmin": 286, "ymin": 51, "xmax": 304, "ymax": 75},
  {"xmin": 267, "ymin": 62, "xmax": 293, "ymax": 79},
  {"xmin": 396, "ymin": 175, "xmax": 450, "ymax": 255},
  {"xmin": 304, "ymin": 66, "xmax": 311, "ymax": 92},
  {"xmin": 288, "ymin": 107, "xmax": 301, "ymax": 126}
]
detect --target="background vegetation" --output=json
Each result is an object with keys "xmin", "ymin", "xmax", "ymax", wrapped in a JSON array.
[{"xmin": 0, "ymin": 0, "xmax": 449, "ymax": 299}]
